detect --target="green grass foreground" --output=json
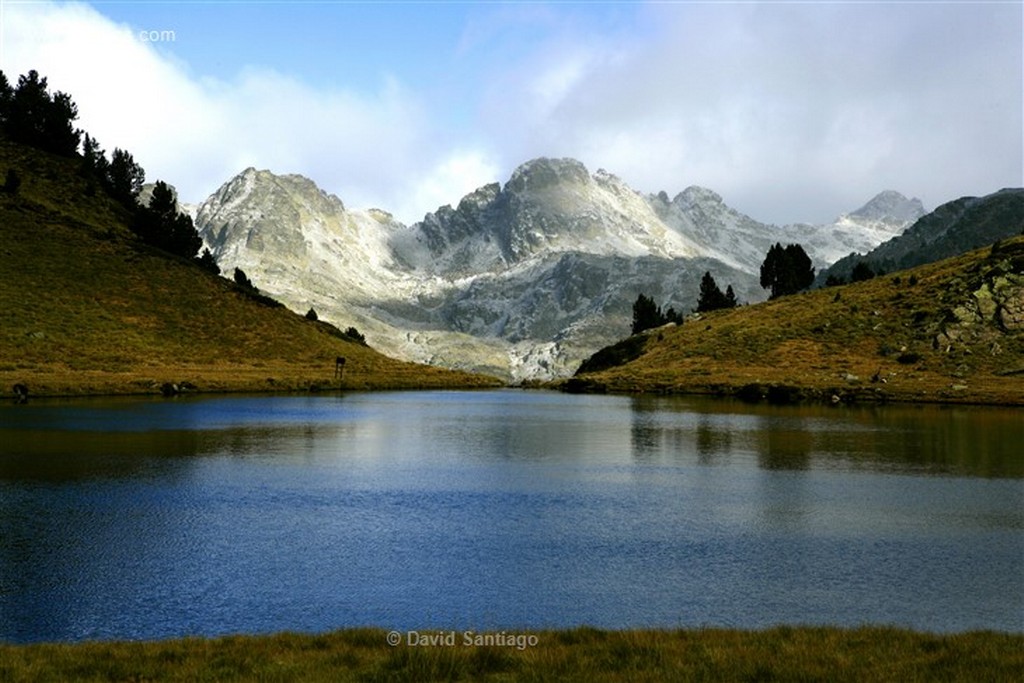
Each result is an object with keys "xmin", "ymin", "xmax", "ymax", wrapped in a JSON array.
[{"xmin": 1, "ymin": 627, "xmax": 1021, "ymax": 682}]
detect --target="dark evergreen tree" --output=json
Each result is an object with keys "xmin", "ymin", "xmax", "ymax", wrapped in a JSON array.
[
  {"xmin": 48, "ymin": 91, "xmax": 81, "ymax": 156},
  {"xmin": 850, "ymin": 261, "xmax": 876, "ymax": 282},
  {"xmin": 305, "ymin": 308, "xmax": 319, "ymax": 321},
  {"xmin": 4, "ymin": 70, "xmax": 80, "ymax": 156},
  {"xmin": 133, "ymin": 180, "xmax": 176, "ymax": 243},
  {"xmin": 783, "ymin": 243, "xmax": 815, "ymax": 293},
  {"xmin": 697, "ymin": 271, "xmax": 726, "ymax": 312},
  {"xmin": 0, "ymin": 71, "xmax": 12, "ymax": 132},
  {"xmin": 760, "ymin": 243, "xmax": 782, "ymax": 298},
  {"xmin": 696, "ymin": 272, "xmax": 739, "ymax": 312},
  {"xmin": 724, "ymin": 285, "xmax": 738, "ymax": 308},
  {"xmin": 345, "ymin": 327, "xmax": 367, "ymax": 345},
  {"xmin": 106, "ymin": 147, "xmax": 145, "ymax": 209},
  {"xmin": 79, "ymin": 133, "xmax": 108, "ymax": 179},
  {"xmin": 196, "ymin": 248, "xmax": 220, "ymax": 275},
  {"xmin": 632, "ymin": 293, "xmax": 661, "ymax": 334},
  {"xmin": 234, "ymin": 267, "xmax": 255, "ymax": 291},
  {"xmin": 824, "ymin": 274, "xmax": 846, "ymax": 287},
  {"xmin": 632, "ymin": 293, "xmax": 682, "ymax": 334},
  {"xmin": 760, "ymin": 242, "xmax": 815, "ymax": 299},
  {"xmin": 132, "ymin": 180, "xmax": 203, "ymax": 259}
]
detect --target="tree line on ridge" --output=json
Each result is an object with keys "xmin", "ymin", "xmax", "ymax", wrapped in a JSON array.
[
  {"xmin": 632, "ymin": 242, "xmax": 816, "ymax": 335},
  {"xmin": 0, "ymin": 69, "xmax": 218, "ymax": 273}
]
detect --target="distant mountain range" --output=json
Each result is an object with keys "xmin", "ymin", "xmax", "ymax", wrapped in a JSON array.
[
  {"xmin": 818, "ymin": 188, "xmax": 1024, "ymax": 285},
  {"xmin": 194, "ymin": 158, "xmax": 929, "ymax": 380}
]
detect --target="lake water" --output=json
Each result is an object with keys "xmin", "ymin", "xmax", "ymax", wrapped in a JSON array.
[{"xmin": 0, "ymin": 390, "xmax": 1021, "ymax": 643}]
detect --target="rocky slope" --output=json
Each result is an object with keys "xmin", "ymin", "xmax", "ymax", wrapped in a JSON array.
[{"xmin": 195, "ymin": 158, "xmax": 927, "ymax": 381}]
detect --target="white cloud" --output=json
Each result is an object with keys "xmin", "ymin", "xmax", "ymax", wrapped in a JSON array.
[
  {"xmin": 402, "ymin": 150, "xmax": 501, "ymax": 221},
  {"xmin": 476, "ymin": 1, "xmax": 1022, "ymax": 223},
  {"xmin": 1, "ymin": 1, "xmax": 456, "ymax": 223},
  {"xmin": 3, "ymin": 1, "xmax": 1020, "ymax": 228},
  {"xmin": 3, "ymin": 3, "xmax": 221, "ymax": 187}
]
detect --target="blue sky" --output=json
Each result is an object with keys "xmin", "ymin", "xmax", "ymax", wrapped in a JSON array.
[{"xmin": 2, "ymin": 1, "xmax": 1021, "ymax": 225}]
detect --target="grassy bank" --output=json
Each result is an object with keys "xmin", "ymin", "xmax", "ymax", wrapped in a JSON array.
[
  {"xmin": 1, "ymin": 627, "xmax": 1021, "ymax": 682},
  {"xmin": 0, "ymin": 142, "xmax": 503, "ymax": 396},
  {"xmin": 567, "ymin": 237, "xmax": 1024, "ymax": 406}
]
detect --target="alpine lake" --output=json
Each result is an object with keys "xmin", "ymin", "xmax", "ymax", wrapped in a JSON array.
[{"xmin": 1, "ymin": 389, "xmax": 1021, "ymax": 643}]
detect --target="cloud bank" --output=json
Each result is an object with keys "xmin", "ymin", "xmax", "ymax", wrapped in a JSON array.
[{"xmin": 2, "ymin": 1, "xmax": 1020, "ymax": 225}]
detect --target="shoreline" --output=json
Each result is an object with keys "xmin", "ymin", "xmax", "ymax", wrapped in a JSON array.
[
  {"xmin": 0, "ymin": 365, "xmax": 507, "ymax": 401},
  {"xmin": 4, "ymin": 370, "xmax": 1022, "ymax": 408},
  {"xmin": 2, "ymin": 626, "xmax": 1021, "ymax": 681},
  {"xmin": 554, "ymin": 376, "xmax": 1024, "ymax": 408}
]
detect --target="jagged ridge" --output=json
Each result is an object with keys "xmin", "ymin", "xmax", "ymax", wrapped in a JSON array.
[{"xmin": 195, "ymin": 157, "xmax": 930, "ymax": 381}]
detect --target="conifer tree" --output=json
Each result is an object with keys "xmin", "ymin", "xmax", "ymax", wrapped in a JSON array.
[
  {"xmin": 696, "ymin": 272, "xmax": 739, "ymax": 312},
  {"xmin": 234, "ymin": 267, "xmax": 256, "ymax": 291},
  {"xmin": 632, "ymin": 293, "xmax": 661, "ymax": 334},
  {"xmin": 0, "ymin": 71, "xmax": 12, "ymax": 132},
  {"xmin": 697, "ymin": 271, "xmax": 726, "ymax": 312},
  {"xmin": 851, "ymin": 261, "xmax": 876, "ymax": 282},
  {"xmin": 133, "ymin": 180, "xmax": 203, "ymax": 259},
  {"xmin": 4, "ymin": 70, "xmax": 80, "ymax": 156},
  {"xmin": 197, "ymin": 248, "xmax": 220, "ymax": 275},
  {"xmin": 79, "ymin": 133, "xmax": 109, "ymax": 179},
  {"xmin": 106, "ymin": 148, "xmax": 145, "ymax": 209},
  {"xmin": 724, "ymin": 285, "xmax": 738, "ymax": 308},
  {"xmin": 632, "ymin": 293, "xmax": 681, "ymax": 334},
  {"xmin": 760, "ymin": 243, "xmax": 815, "ymax": 299}
]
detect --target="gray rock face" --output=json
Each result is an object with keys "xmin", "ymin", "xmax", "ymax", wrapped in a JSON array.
[
  {"xmin": 194, "ymin": 158, "xmax": 925, "ymax": 381},
  {"xmin": 403, "ymin": 157, "xmax": 703, "ymax": 278},
  {"xmin": 848, "ymin": 190, "xmax": 926, "ymax": 225}
]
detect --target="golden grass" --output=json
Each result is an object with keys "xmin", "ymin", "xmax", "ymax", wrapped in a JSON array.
[
  {"xmin": 1, "ymin": 627, "xmax": 1021, "ymax": 682},
  {"xmin": 572, "ymin": 237, "xmax": 1024, "ymax": 405},
  {"xmin": 0, "ymin": 142, "xmax": 503, "ymax": 396}
]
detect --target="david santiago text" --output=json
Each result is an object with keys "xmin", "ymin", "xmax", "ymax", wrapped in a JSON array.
[{"xmin": 389, "ymin": 630, "xmax": 539, "ymax": 650}]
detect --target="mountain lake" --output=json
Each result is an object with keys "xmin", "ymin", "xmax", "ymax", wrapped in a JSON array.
[{"xmin": 1, "ymin": 389, "xmax": 1021, "ymax": 643}]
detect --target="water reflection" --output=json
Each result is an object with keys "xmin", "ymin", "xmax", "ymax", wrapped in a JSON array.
[
  {"xmin": 627, "ymin": 395, "xmax": 1024, "ymax": 478},
  {"xmin": 757, "ymin": 424, "xmax": 812, "ymax": 471},
  {"xmin": 0, "ymin": 391, "xmax": 1021, "ymax": 642},
  {"xmin": 695, "ymin": 416, "xmax": 732, "ymax": 464}
]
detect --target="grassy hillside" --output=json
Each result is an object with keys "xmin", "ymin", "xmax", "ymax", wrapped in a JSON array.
[
  {"xmin": 568, "ymin": 236, "xmax": 1024, "ymax": 405},
  {"xmin": 0, "ymin": 142, "xmax": 502, "ymax": 396},
  {"xmin": 1, "ymin": 626, "xmax": 1021, "ymax": 682}
]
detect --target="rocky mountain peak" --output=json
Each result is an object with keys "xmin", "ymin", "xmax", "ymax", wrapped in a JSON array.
[
  {"xmin": 457, "ymin": 182, "xmax": 501, "ymax": 213},
  {"xmin": 676, "ymin": 186, "xmax": 724, "ymax": 208},
  {"xmin": 200, "ymin": 168, "xmax": 347, "ymax": 224},
  {"xmin": 846, "ymin": 190, "xmax": 924, "ymax": 224},
  {"xmin": 191, "ymin": 157, "xmax": 949, "ymax": 383},
  {"xmin": 504, "ymin": 157, "xmax": 591, "ymax": 194}
]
